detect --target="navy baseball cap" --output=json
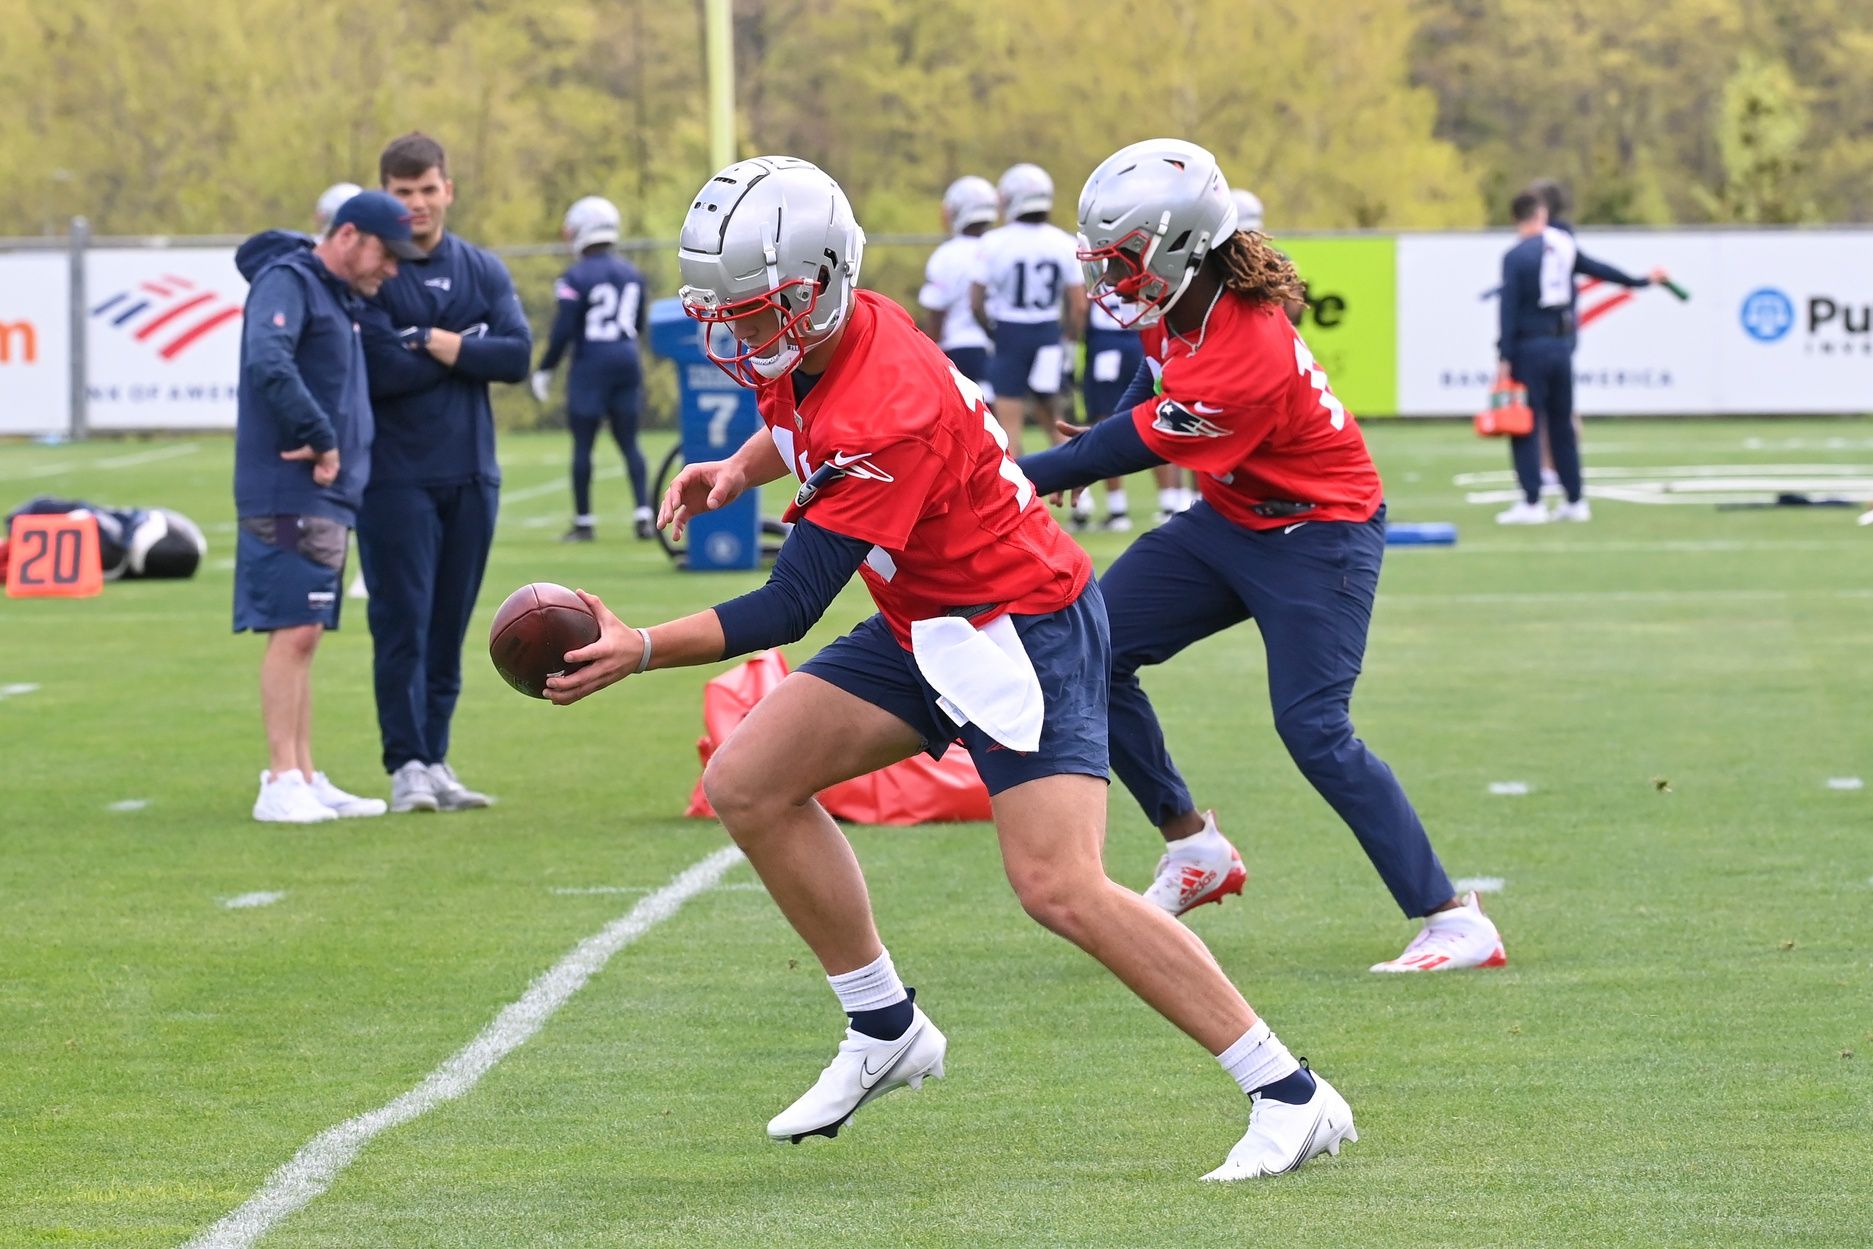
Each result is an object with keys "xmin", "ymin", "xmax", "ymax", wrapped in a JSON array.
[{"xmin": 330, "ymin": 190, "xmax": 424, "ymax": 259}]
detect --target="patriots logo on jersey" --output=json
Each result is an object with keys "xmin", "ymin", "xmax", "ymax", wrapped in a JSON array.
[
  {"xmin": 794, "ymin": 462, "xmax": 845, "ymax": 511},
  {"xmin": 1152, "ymin": 398, "xmax": 1230, "ymax": 438}
]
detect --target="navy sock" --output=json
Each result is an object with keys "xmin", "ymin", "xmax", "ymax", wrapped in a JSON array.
[
  {"xmin": 1251, "ymin": 1064, "xmax": 1317, "ymax": 1105},
  {"xmin": 848, "ymin": 986, "xmax": 915, "ymax": 1041}
]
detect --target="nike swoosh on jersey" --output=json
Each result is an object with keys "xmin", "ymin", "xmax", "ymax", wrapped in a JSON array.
[
  {"xmin": 828, "ymin": 451, "xmax": 895, "ymax": 482},
  {"xmin": 1192, "ymin": 401, "xmax": 1226, "ymax": 414},
  {"xmin": 858, "ymin": 1030, "xmax": 921, "ymax": 1089},
  {"xmin": 1284, "ymin": 522, "xmax": 1309, "ymax": 534}
]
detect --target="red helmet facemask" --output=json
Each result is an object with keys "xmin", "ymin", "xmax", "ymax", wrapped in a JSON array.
[
  {"xmin": 1077, "ymin": 228, "xmax": 1172, "ymax": 329},
  {"xmin": 682, "ymin": 276, "xmax": 823, "ymax": 388}
]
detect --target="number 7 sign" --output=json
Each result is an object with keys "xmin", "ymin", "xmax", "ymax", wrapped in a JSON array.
[{"xmin": 6, "ymin": 512, "xmax": 104, "ymax": 598}]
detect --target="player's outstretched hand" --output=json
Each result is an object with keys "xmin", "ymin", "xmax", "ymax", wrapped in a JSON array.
[
  {"xmin": 659, "ymin": 459, "xmax": 748, "ymax": 542},
  {"xmin": 544, "ymin": 589, "xmax": 643, "ymax": 705}
]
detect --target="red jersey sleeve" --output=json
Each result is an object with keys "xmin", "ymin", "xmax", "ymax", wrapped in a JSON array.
[
  {"xmin": 791, "ymin": 436, "xmax": 948, "ymax": 551},
  {"xmin": 1130, "ymin": 394, "xmax": 1279, "ymax": 476}
]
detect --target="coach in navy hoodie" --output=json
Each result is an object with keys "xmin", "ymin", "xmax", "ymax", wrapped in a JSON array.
[
  {"xmin": 355, "ymin": 132, "xmax": 531, "ymax": 814},
  {"xmin": 233, "ymin": 190, "xmax": 421, "ymax": 824}
]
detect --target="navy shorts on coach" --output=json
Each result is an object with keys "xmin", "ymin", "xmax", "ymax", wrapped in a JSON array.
[
  {"xmin": 1082, "ymin": 328, "xmax": 1144, "ymax": 419},
  {"xmin": 801, "ymin": 581, "xmax": 1111, "ymax": 796},
  {"xmin": 232, "ymin": 514, "xmax": 348, "ymax": 632},
  {"xmin": 988, "ymin": 320, "xmax": 1065, "ymax": 400}
]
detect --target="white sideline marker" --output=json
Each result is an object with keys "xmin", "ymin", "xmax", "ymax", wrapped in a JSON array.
[
  {"xmin": 180, "ymin": 845, "xmax": 745, "ymax": 1249},
  {"xmin": 1488, "ymin": 781, "xmax": 1530, "ymax": 796},
  {"xmin": 223, "ymin": 892, "xmax": 286, "ymax": 910},
  {"xmin": 0, "ymin": 682, "xmax": 41, "ymax": 700},
  {"xmin": 107, "ymin": 799, "xmax": 149, "ymax": 813},
  {"xmin": 1454, "ymin": 876, "xmax": 1506, "ymax": 894},
  {"xmin": 1825, "ymin": 777, "xmax": 1864, "ymax": 791}
]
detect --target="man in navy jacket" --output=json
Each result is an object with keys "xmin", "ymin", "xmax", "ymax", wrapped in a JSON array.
[
  {"xmin": 357, "ymin": 132, "xmax": 532, "ymax": 813},
  {"xmin": 234, "ymin": 190, "xmax": 420, "ymax": 823}
]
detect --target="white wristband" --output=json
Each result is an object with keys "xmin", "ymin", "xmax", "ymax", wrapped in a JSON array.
[{"xmin": 635, "ymin": 627, "xmax": 654, "ymax": 674}]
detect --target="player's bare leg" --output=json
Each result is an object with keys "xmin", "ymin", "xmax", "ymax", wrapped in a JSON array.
[
  {"xmin": 995, "ymin": 772, "xmax": 1355, "ymax": 1177},
  {"xmin": 704, "ymin": 671, "xmax": 946, "ymax": 1142},
  {"xmin": 252, "ymin": 625, "xmax": 334, "ymax": 823},
  {"xmin": 991, "ymin": 396, "xmax": 1027, "ymax": 457},
  {"xmin": 991, "ymin": 773, "xmax": 1254, "ymax": 1052}
]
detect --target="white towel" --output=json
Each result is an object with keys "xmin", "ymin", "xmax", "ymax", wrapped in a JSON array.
[
  {"xmin": 1538, "ymin": 226, "xmax": 1577, "ymax": 310},
  {"xmin": 909, "ymin": 614, "xmax": 1044, "ymax": 753}
]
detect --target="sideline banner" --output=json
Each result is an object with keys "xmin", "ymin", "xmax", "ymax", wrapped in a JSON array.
[
  {"xmin": 85, "ymin": 248, "xmax": 245, "ymax": 431},
  {"xmin": 1281, "ymin": 236, "xmax": 1397, "ymax": 417},
  {"xmin": 1705, "ymin": 231, "xmax": 1873, "ymax": 413},
  {"xmin": 0, "ymin": 253, "xmax": 73, "ymax": 436}
]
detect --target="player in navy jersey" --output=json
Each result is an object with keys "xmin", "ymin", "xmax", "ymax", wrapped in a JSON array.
[
  {"xmin": 969, "ymin": 163, "xmax": 1086, "ymax": 458},
  {"xmin": 1020, "ymin": 139, "xmax": 1507, "ymax": 977},
  {"xmin": 917, "ymin": 175, "xmax": 997, "ymax": 399},
  {"xmin": 530, "ymin": 196, "xmax": 652, "ymax": 541},
  {"xmin": 542, "ymin": 155, "xmax": 1356, "ymax": 1180}
]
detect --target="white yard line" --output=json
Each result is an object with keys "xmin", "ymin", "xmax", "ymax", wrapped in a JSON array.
[
  {"xmin": 1384, "ymin": 588, "xmax": 1873, "ymax": 607},
  {"xmin": 96, "ymin": 443, "xmax": 202, "ymax": 469},
  {"xmin": 107, "ymin": 799, "xmax": 149, "ymax": 813},
  {"xmin": 1487, "ymin": 781, "xmax": 1530, "ymax": 796},
  {"xmin": 180, "ymin": 845, "xmax": 743, "ymax": 1249},
  {"xmin": 1825, "ymin": 777, "xmax": 1864, "ymax": 792},
  {"xmin": 1454, "ymin": 876, "xmax": 1506, "ymax": 893},
  {"xmin": 499, "ymin": 466, "xmax": 622, "ymax": 507},
  {"xmin": 0, "ymin": 682, "xmax": 41, "ymax": 699},
  {"xmin": 223, "ymin": 892, "xmax": 286, "ymax": 910}
]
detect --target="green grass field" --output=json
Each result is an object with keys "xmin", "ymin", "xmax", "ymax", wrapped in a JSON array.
[{"xmin": 3, "ymin": 422, "xmax": 1870, "ymax": 1248}]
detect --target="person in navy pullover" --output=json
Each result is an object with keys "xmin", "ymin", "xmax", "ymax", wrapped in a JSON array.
[
  {"xmin": 233, "ymin": 190, "xmax": 420, "ymax": 824},
  {"xmin": 1495, "ymin": 191, "xmax": 1664, "ymax": 525},
  {"xmin": 355, "ymin": 132, "xmax": 532, "ymax": 813},
  {"xmin": 529, "ymin": 196, "xmax": 653, "ymax": 542}
]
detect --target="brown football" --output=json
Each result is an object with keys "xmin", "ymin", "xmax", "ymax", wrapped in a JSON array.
[{"xmin": 488, "ymin": 582, "xmax": 601, "ymax": 699}]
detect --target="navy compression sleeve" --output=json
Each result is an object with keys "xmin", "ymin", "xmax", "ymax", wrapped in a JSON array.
[
  {"xmin": 1112, "ymin": 358, "xmax": 1154, "ymax": 415},
  {"xmin": 1016, "ymin": 409, "xmax": 1167, "ymax": 496},
  {"xmin": 713, "ymin": 518, "xmax": 873, "ymax": 658}
]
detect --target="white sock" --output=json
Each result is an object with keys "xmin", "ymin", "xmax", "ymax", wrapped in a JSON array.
[
  {"xmin": 574, "ymin": 513, "xmax": 595, "ymax": 526},
  {"xmin": 1217, "ymin": 1020, "xmax": 1299, "ymax": 1096},
  {"xmin": 1106, "ymin": 491, "xmax": 1129, "ymax": 516},
  {"xmin": 827, "ymin": 949, "xmax": 907, "ymax": 1014},
  {"xmin": 634, "ymin": 505, "xmax": 652, "ymax": 520},
  {"xmin": 1158, "ymin": 487, "xmax": 1180, "ymax": 513},
  {"xmin": 268, "ymin": 769, "xmax": 306, "ymax": 787}
]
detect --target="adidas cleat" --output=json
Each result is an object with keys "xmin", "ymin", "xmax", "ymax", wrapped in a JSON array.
[
  {"xmin": 1370, "ymin": 890, "xmax": 1506, "ymax": 973},
  {"xmin": 1143, "ymin": 811, "xmax": 1248, "ymax": 917}
]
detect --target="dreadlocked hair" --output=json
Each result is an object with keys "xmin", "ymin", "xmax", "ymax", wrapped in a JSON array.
[{"xmin": 1210, "ymin": 231, "xmax": 1305, "ymax": 306}]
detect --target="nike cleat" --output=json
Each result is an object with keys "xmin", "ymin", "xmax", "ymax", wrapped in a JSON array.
[
  {"xmin": 766, "ymin": 1005, "xmax": 947, "ymax": 1144},
  {"xmin": 1143, "ymin": 811, "xmax": 1248, "ymax": 917},
  {"xmin": 1202, "ymin": 1064, "xmax": 1357, "ymax": 1181},
  {"xmin": 1370, "ymin": 890, "xmax": 1507, "ymax": 973}
]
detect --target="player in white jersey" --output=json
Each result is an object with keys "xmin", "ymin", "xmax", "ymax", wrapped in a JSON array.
[
  {"xmin": 969, "ymin": 163, "xmax": 1086, "ymax": 454},
  {"xmin": 1078, "ymin": 293, "xmax": 1146, "ymax": 530},
  {"xmin": 917, "ymin": 176, "xmax": 997, "ymax": 400}
]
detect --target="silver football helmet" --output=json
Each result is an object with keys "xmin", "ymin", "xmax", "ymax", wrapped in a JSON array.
[
  {"xmin": 1232, "ymin": 188, "xmax": 1265, "ymax": 234},
  {"xmin": 677, "ymin": 156, "xmax": 866, "ymax": 387},
  {"xmin": 997, "ymin": 163, "xmax": 1054, "ymax": 218},
  {"xmin": 1076, "ymin": 139, "xmax": 1238, "ymax": 328},
  {"xmin": 564, "ymin": 195, "xmax": 621, "ymax": 253},
  {"xmin": 942, "ymin": 175, "xmax": 998, "ymax": 234},
  {"xmin": 314, "ymin": 182, "xmax": 362, "ymax": 236}
]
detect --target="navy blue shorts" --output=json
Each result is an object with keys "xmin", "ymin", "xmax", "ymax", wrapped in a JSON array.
[
  {"xmin": 232, "ymin": 514, "xmax": 347, "ymax": 633},
  {"xmin": 1082, "ymin": 328, "xmax": 1145, "ymax": 419},
  {"xmin": 800, "ymin": 582, "xmax": 1111, "ymax": 797},
  {"xmin": 988, "ymin": 321, "xmax": 1065, "ymax": 400},
  {"xmin": 943, "ymin": 345, "xmax": 993, "ymax": 395}
]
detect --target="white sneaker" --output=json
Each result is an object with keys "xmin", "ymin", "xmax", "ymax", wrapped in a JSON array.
[
  {"xmin": 390, "ymin": 760, "xmax": 440, "ymax": 814},
  {"xmin": 1554, "ymin": 499, "xmax": 1592, "ymax": 522},
  {"xmin": 428, "ymin": 761, "xmax": 492, "ymax": 811},
  {"xmin": 1202, "ymin": 1066, "xmax": 1357, "ymax": 1181},
  {"xmin": 1143, "ymin": 811, "xmax": 1248, "ymax": 917},
  {"xmin": 309, "ymin": 772, "xmax": 387, "ymax": 818},
  {"xmin": 1495, "ymin": 500, "xmax": 1550, "ymax": 525},
  {"xmin": 253, "ymin": 769, "xmax": 337, "ymax": 824},
  {"xmin": 1070, "ymin": 489, "xmax": 1094, "ymax": 531},
  {"xmin": 1370, "ymin": 891, "xmax": 1507, "ymax": 973},
  {"xmin": 767, "ymin": 1004, "xmax": 948, "ymax": 1143},
  {"xmin": 1102, "ymin": 513, "xmax": 1133, "ymax": 533}
]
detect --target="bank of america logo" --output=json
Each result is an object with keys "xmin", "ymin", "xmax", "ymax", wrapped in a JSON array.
[{"xmin": 91, "ymin": 275, "xmax": 243, "ymax": 360}]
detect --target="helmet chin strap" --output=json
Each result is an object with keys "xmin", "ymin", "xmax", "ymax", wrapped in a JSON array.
[{"xmin": 749, "ymin": 340, "xmax": 803, "ymax": 380}]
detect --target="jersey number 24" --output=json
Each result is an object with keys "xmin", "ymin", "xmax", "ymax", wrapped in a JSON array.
[{"xmin": 585, "ymin": 282, "xmax": 641, "ymax": 343}]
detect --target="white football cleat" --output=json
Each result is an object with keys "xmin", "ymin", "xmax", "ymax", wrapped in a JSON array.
[
  {"xmin": 309, "ymin": 772, "xmax": 387, "ymax": 818},
  {"xmin": 1553, "ymin": 499, "xmax": 1592, "ymax": 522},
  {"xmin": 1143, "ymin": 811, "xmax": 1248, "ymax": 917},
  {"xmin": 253, "ymin": 769, "xmax": 337, "ymax": 824},
  {"xmin": 1495, "ymin": 500, "xmax": 1550, "ymax": 525},
  {"xmin": 767, "ymin": 1004, "xmax": 947, "ymax": 1143},
  {"xmin": 1202, "ymin": 1066, "xmax": 1357, "ymax": 1181},
  {"xmin": 1370, "ymin": 890, "xmax": 1507, "ymax": 973}
]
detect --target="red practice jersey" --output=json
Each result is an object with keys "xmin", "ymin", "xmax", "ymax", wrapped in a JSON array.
[
  {"xmin": 1132, "ymin": 293, "xmax": 1383, "ymax": 530},
  {"xmin": 756, "ymin": 290, "xmax": 1090, "ymax": 647}
]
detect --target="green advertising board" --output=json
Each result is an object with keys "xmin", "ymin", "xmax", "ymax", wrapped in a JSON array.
[{"xmin": 1279, "ymin": 236, "xmax": 1398, "ymax": 416}]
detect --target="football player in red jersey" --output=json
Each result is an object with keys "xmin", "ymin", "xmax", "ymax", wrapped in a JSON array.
[
  {"xmin": 544, "ymin": 156, "xmax": 1355, "ymax": 1179},
  {"xmin": 1020, "ymin": 139, "xmax": 1508, "ymax": 976}
]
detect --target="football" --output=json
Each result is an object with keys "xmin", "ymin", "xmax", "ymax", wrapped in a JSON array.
[{"xmin": 488, "ymin": 582, "xmax": 601, "ymax": 699}]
